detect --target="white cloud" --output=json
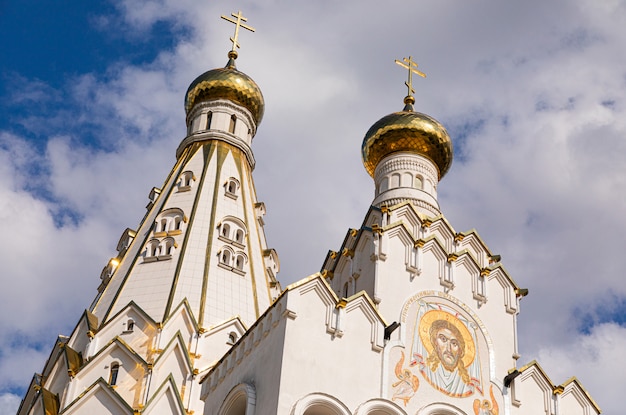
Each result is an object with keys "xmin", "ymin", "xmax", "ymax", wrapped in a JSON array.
[
  {"xmin": 0, "ymin": 393, "xmax": 22, "ymax": 414},
  {"xmin": 536, "ymin": 323, "xmax": 626, "ymax": 414}
]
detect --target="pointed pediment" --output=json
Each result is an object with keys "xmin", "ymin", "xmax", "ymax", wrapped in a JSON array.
[
  {"xmin": 151, "ymin": 332, "xmax": 194, "ymax": 390},
  {"xmin": 92, "ymin": 301, "xmax": 159, "ymax": 360},
  {"xmin": 62, "ymin": 378, "xmax": 134, "ymax": 415},
  {"xmin": 559, "ymin": 377, "xmax": 601, "ymax": 414},
  {"xmin": 142, "ymin": 375, "xmax": 187, "ymax": 415},
  {"xmin": 26, "ymin": 387, "xmax": 59, "ymax": 415}
]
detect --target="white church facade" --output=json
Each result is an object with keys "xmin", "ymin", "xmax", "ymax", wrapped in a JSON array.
[{"xmin": 17, "ymin": 11, "xmax": 600, "ymax": 415}]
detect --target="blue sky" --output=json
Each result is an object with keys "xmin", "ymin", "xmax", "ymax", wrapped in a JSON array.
[{"xmin": 1, "ymin": 1, "xmax": 626, "ymax": 413}]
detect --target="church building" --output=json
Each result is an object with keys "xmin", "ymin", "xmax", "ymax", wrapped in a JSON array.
[{"xmin": 17, "ymin": 11, "xmax": 601, "ymax": 415}]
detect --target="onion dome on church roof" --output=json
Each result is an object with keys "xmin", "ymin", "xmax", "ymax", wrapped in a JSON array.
[
  {"xmin": 361, "ymin": 94, "xmax": 453, "ymax": 179},
  {"xmin": 185, "ymin": 51, "xmax": 265, "ymax": 125}
]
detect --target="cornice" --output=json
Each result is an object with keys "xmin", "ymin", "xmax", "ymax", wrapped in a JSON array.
[{"xmin": 176, "ymin": 130, "xmax": 256, "ymax": 169}]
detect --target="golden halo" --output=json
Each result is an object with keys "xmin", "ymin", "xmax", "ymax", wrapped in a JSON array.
[{"xmin": 418, "ymin": 310, "xmax": 476, "ymax": 368}]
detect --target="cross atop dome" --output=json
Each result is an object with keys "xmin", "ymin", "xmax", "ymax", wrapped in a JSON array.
[
  {"xmin": 395, "ymin": 56, "xmax": 426, "ymax": 111},
  {"xmin": 221, "ymin": 10, "xmax": 256, "ymax": 59}
]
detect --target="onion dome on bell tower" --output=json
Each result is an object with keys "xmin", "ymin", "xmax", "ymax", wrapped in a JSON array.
[
  {"xmin": 361, "ymin": 56, "xmax": 453, "ymax": 216},
  {"xmin": 178, "ymin": 12, "xmax": 265, "ymax": 170}
]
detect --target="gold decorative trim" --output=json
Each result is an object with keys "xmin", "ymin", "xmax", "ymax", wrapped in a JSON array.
[
  {"xmin": 198, "ymin": 142, "xmax": 224, "ymax": 327},
  {"xmin": 98, "ymin": 145, "xmax": 192, "ymax": 322},
  {"xmin": 233, "ymin": 147, "xmax": 262, "ymax": 317}
]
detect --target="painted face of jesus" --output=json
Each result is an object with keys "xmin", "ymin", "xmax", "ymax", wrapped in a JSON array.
[{"xmin": 434, "ymin": 327, "xmax": 461, "ymax": 370}]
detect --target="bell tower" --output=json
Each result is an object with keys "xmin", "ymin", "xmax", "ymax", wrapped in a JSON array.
[{"xmin": 18, "ymin": 11, "xmax": 280, "ymax": 415}]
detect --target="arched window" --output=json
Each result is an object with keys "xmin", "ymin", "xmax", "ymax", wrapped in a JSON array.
[
  {"xmin": 219, "ymin": 217, "xmax": 247, "ymax": 251},
  {"xmin": 146, "ymin": 239, "xmax": 160, "ymax": 258},
  {"xmin": 154, "ymin": 209, "xmax": 185, "ymax": 235},
  {"xmin": 354, "ymin": 399, "xmax": 406, "ymax": 415},
  {"xmin": 126, "ymin": 318, "xmax": 135, "ymax": 332},
  {"xmin": 229, "ymin": 115, "xmax": 237, "ymax": 133},
  {"xmin": 109, "ymin": 362, "xmax": 120, "ymax": 386},
  {"xmin": 380, "ymin": 177, "xmax": 389, "ymax": 193},
  {"xmin": 179, "ymin": 171, "xmax": 195, "ymax": 191},
  {"xmin": 402, "ymin": 172, "xmax": 413, "ymax": 187},
  {"xmin": 206, "ymin": 111, "xmax": 213, "ymax": 130},
  {"xmin": 415, "ymin": 175, "xmax": 424, "ymax": 189},
  {"xmin": 343, "ymin": 282, "xmax": 349, "ymax": 298},
  {"xmin": 228, "ymin": 331, "xmax": 238, "ymax": 345},
  {"xmin": 221, "ymin": 250, "xmax": 232, "ymax": 266},
  {"xmin": 225, "ymin": 177, "xmax": 240, "ymax": 198},
  {"xmin": 218, "ymin": 383, "xmax": 256, "ymax": 415},
  {"xmin": 417, "ymin": 403, "xmax": 465, "ymax": 415},
  {"xmin": 222, "ymin": 223, "xmax": 231, "ymax": 239},
  {"xmin": 235, "ymin": 255, "xmax": 245, "ymax": 270},
  {"xmin": 391, "ymin": 173, "xmax": 401, "ymax": 188},
  {"xmin": 162, "ymin": 238, "xmax": 176, "ymax": 256},
  {"xmin": 235, "ymin": 229, "xmax": 244, "ymax": 244},
  {"xmin": 292, "ymin": 393, "xmax": 351, "ymax": 415}
]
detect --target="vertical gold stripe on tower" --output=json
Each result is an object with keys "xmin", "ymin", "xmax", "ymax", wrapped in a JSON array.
[
  {"xmin": 99, "ymin": 145, "xmax": 193, "ymax": 324},
  {"xmin": 233, "ymin": 147, "xmax": 261, "ymax": 318},
  {"xmin": 198, "ymin": 141, "xmax": 228, "ymax": 328},
  {"xmin": 162, "ymin": 142, "xmax": 214, "ymax": 321}
]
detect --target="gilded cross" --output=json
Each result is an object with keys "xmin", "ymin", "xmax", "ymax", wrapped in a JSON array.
[
  {"xmin": 395, "ymin": 56, "xmax": 426, "ymax": 97},
  {"xmin": 221, "ymin": 10, "xmax": 255, "ymax": 52}
]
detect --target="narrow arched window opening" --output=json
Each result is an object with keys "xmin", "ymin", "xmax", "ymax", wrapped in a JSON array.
[
  {"xmin": 225, "ymin": 178, "xmax": 240, "ymax": 199},
  {"xmin": 415, "ymin": 175, "xmax": 424, "ymax": 190},
  {"xmin": 222, "ymin": 223, "xmax": 231, "ymax": 239},
  {"xmin": 380, "ymin": 177, "xmax": 389, "ymax": 192},
  {"xmin": 229, "ymin": 115, "xmax": 237, "ymax": 133},
  {"xmin": 343, "ymin": 282, "xmax": 349, "ymax": 298},
  {"xmin": 222, "ymin": 250, "xmax": 231, "ymax": 265},
  {"xmin": 160, "ymin": 219, "xmax": 168, "ymax": 233},
  {"xmin": 235, "ymin": 229, "xmax": 244, "ymax": 244},
  {"xmin": 126, "ymin": 319, "xmax": 135, "ymax": 332},
  {"xmin": 109, "ymin": 362, "xmax": 120, "ymax": 386},
  {"xmin": 402, "ymin": 172, "xmax": 413, "ymax": 187},
  {"xmin": 206, "ymin": 112, "xmax": 213, "ymax": 130},
  {"xmin": 235, "ymin": 255, "xmax": 244, "ymax": 270},
  {"xmin": 391, "ymin": 173, "xmax": 401, "ymax": 188},
  {"xmin": 228, "ymin": 332, "xmax": 238, "ymax": 345}
]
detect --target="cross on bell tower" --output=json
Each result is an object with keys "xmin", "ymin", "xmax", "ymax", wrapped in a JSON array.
[
  {"xmin": 221, "ymin": 10, "xmax": 256, "ymax": 59},
  {"xmin": 395, "ymin": 56, "xmax": 426, "ymax": 111}
]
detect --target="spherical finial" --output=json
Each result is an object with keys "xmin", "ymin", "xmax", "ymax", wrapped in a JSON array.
[{"xmin": 403, "ymin": 95, "xmax": 415, "ymax": 112}]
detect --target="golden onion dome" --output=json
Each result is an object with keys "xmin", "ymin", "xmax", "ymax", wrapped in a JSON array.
[
  {"xmin": 185, "ymin": 52, "xmax": 265, "ymax": 125},
  {"xmin": 361, "ymin": 97, "xmax": 453, "ymax": 179}
]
